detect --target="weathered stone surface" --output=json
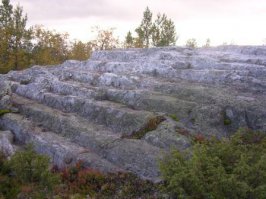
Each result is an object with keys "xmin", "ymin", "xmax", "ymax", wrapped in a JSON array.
[
  {"xmin": 0, "ymin": 46, "xmax": 266, "ymax": 181},
  {"xmin": 0, "ymin": 130, "xmax": 16, "ymax": 158}
]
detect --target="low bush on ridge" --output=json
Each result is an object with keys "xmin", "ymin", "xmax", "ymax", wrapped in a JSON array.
[
  {"xmin": 0, "ymin": 146, "xmax": 159, "ymax": 199},
  {"xmin": 160, "ymin": 128, "xmax": 266, "ymax": 199}
]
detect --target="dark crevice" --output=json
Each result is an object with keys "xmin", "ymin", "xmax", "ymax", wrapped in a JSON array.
[{"xmin": 122, "ymin": 116, "xmax": 166, "ymax": 139}]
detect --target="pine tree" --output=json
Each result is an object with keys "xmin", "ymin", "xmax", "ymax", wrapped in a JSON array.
[
  {"xmin": 134, "ymin": 7, "xmax": 177, "ymax": 48},
  {"xmin": 12, "ymin": 5, "xmax": 32, "ymax": 70},
  {"xmin": 135, "ymin": 7, "xmax": 153, "ymax": 48},
  {"xmin": 124, "ymin": 31, "xmax": 134, "ymax": 48},
  {"xmin": 152, "ymin": 14, "xmax": 176, "ymax": 47}
]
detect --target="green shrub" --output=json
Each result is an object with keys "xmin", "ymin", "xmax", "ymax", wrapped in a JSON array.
[
  {"xmin": 160, "ymin": 129, "xmax": 266, "ymax": 199},
  {"xmin": 0, "ymin": 152, "xmax": 20, "ymax": 199},
  {"xmin": 9, "ymin": 144, "xmax": 59, "ymax": 192}
]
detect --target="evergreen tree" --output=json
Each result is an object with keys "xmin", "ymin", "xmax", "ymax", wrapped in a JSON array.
[
  {"xmin": 12, "ymin": 5, "xmax": 32, "ymax": 70},
  {"xmin": 135, "ymin": 7, "xmax": 153, "ymax": 48},
  {"xmin": 124, "ymin": 31, "xmax": 134, "ymax": 48},
  {"xmin": 134, "ymin": 7, "xmax": 177, "ymax": 48},
  {"xmin": 134, "ymin": 28, "xmax": 144, "ymax": 48},
  {"xmin": 152, "ymin": 13, "xmax": 176, "ymax": 47}
]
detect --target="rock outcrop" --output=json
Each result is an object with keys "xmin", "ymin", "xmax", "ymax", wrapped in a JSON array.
[
  {"xmin": 0, "ymin": 45, "xmax": 266, "ymax": 181},
  {"xmin": 0, "ymin": 130, "xmax": 17, "ymax": 158}
]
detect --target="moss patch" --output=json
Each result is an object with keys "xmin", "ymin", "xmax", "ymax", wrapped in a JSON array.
[
  {"xmin": 0, "ymin": 109, "xmax": 11, "ymax": 116},
  {"xmin": 169, "ymin": 114, "xmax": 179, "ymax": 122},
  {"xmin": 224, "ymin": 118, "xmax": 232, "ymax": 126},
  {"xmin": 124, "ymin": 116, "xmax": 166, "ymax": 139}
]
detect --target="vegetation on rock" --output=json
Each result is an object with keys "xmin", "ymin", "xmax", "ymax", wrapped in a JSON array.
[
  {"xmin": 0, "ymin": 145, "xmax": 59, "ymax": 198},
  {"xmin": 169, "ymin": 114, "xmax": 179, "ymax": 122},
  {"xmin": 124, "ymin": 116, "xmax": 165, "ymax": 139},
  {"xmin": 1, "ymin": 128, "xmax": 266, "ymax": 198},
  {"xmin": 0, "ymin": 145, "xmax": 160, "ymax": 199},
  {"xmin": 160, "ymin": 128, "xmax": 266, "ymax": 199},
  {"xmin": 0, "ymin": 109, "xmax": 11, "ymax": 116}
]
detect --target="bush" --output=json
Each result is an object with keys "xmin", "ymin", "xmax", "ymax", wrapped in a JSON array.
[
  {"xmin": 9, "ymin": 144, "xmax": 59, "ymax": 193},
  {"xmin": 60, "ymin": 161, "xmax": 105, "ymax": 196},
  {"xmin": 160, "ymin": 129, "xmax": 266, "ymax": 199}
]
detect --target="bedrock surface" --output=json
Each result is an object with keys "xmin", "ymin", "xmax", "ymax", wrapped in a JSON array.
[{"xmin": 0, "ymin": 46, "xmax": 266, "ymax": 181}]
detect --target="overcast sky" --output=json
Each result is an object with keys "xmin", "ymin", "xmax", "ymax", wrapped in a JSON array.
[{"xmin": 10, "ymin": 0, "xmax": 266, "ymax": 46}]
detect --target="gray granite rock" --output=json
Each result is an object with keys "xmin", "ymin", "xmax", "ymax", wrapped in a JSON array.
[
  {"xmin": 0, "ymin": 46, "xmax": 266, "ymax": 181},
  {"xmin": 0, "ymin": 130, "xmax": 16, "ymax": 158}
]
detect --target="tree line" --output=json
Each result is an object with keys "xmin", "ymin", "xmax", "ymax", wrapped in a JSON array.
[
  {"xmin": 0, "ymin": 0, "xmax": 203, "ymax": 74},
  {"xmin": 0, "ymin": 0, "xmax": 126, "ymax": 73}
]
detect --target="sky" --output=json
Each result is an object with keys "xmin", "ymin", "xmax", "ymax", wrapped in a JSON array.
[{"xmin": 10, "ymin": 0, "xmax": 266, "ymax": 46}]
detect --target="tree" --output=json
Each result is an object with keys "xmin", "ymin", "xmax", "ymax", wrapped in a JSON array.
[
  {"xmin": 186, "ymin": 38, "xmax": 197, "ymax": 48},
  {"xmin": 11, "ymin": 5, "xmax": 32, "ymax": 70},
  {"xmin": 91, "ymin": 26, "xmax": 119, "ymax": 51},
  {"xmin": 134, "ymin": 7, "xmax": 177, "ymax": 48},
  {"xmin": 0, "ymin": 0, "xmax": 32, "ymax": 73},
  {"xmin": 203, "ymin": 38, "xmax": 211, "ymax": 47},
  {"xmin": 134, "ymin": 30, "xmax": 144, "ymax": 48},
  {"xmin": 0, "ymin": 0, "xmax": 14, "ymax": 72},
  {"xmin": 124, "ymin": 31, "xmax": 134, "ymax": 48},
  {"xmin": 32, "ymin": 25, "xmax": 69, "ymax": 65},
  {"xmin": 152, "ymin": 13, "xmax": 177, "ymax": 47},
  {"xmin": 135, "ymin": 7, "xmax": 153, "ymax": 48},
  {"xmin": 69, "ymin": 40, "xmax": 92, "ymax": 60}
]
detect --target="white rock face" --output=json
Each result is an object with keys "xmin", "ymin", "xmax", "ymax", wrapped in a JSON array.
[{"xmin": 0, "ymin": 45, "xmax": 266, "ymax": 181}]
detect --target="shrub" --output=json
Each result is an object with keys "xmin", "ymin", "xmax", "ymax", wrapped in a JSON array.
[
  {"xmin": 0, "ymin": 152, "xmax": 20, "ymax": 199},
  {"xmin": 9, "ymin": 144, "xmax": 59, "ymax": 193},
  {"xmin": 61, "ymin": 161, "xmax": 105, "ymax": 196},
  {"xmin": 160, "ymin": 128, "xmax": 266, "ymax": 199},
  {"xmin": 59, "ymin": 161, "xmax": 159, "ymax": 198}
]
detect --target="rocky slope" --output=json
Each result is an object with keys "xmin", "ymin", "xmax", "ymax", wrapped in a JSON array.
[{"xmin": 0, "ymin": 46, "xmax": 266, "ymax": 181}]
